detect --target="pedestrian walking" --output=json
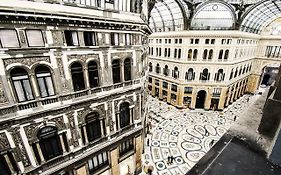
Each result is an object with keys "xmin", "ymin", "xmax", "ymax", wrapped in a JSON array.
[
  {"xmin": 234, "ymin": 115, "xmax": 237, "ymax": 121},
  {"xmin": 167, "ymin": 156, "xmax": 171, "ymax": 165},
  {"xmin": 210, "ymin": 139, "xmax": 215, "ymax": 147},
  {"xmin": 171, "ymin": 156, "xmax": 175, "ymax": 164}
]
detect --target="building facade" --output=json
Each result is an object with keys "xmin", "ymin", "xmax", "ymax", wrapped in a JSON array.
[
  {"xmin": 0, "ymin": 0, "xmax": 150, "ymax": 175},
  {"xmin": 147, "ymin": 0, "xmax": 281, "ymax": 110}
]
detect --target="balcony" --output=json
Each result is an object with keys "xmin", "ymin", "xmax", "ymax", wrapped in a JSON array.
[{"xmin": 0, "ymin": 79, "xmax": 141, "ymax": 116}]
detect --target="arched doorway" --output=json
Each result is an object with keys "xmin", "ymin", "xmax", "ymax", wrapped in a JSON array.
[{"xmin": 195, "ymin": 90, "xmax": 206, "ymax": 109}]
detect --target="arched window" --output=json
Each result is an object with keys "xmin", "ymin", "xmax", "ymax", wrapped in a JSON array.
[
  {"xmin": 124, "ymin": 58, "xmax": 132, "ymax": 81},
  {"xmin": 71, "ymin": 62, "xmax": 85, "ymax": 91},
  {"xmin": 37, "ymin": 126, "xmax": 63, "ymax": 161},
  {"xmin": 185, "ymin": 68, "xmax": 195, "ymax": 81},
  {"xmin": 156, "ymin": 64, "xmax": 160, "ymax": 74},
  {"xmin": 215, "ymin": 69, "xmax": 225, "ymax": 81},
  {"xmin": 239, "ymin": 67, "xmax": 242, "ymax": 75},
  {"xmin": 200, "ymin": 68, "xmax": 210, "ymax": 80},
  {"xmin": 188, "ymin": 49, "xmax": 192, "ymax": 60},
  {"xmin": 224, "ymin": 50, "xmax": 229, "ymax": 59},
  {"xmin": 88, "ymin": 61, "xmax": 99, "ymax": 88},
  {"xmin": 242, "ymin": 66, "xmax": 246, "ymax": 74},
  {"xmin": 203, "ymin": 49, "xmax": 208, "ymax": 60},
  {"xmin": 163, "ymin": 65, "xmax": 169, "ymax": 76},
  {"xmin": 234, "ymin": 68, "xmax": 238, "ymax": 78},
  {"xmin": 208, "ymin": 49, "xmax": 213, "ymax": 59},
  {"xmin": 118, "ymin": 102, "xmax": 131, "ymax": 129},
  {"xmin": 172, "ymin": 67, "xmax": 179, "ymax": 79},
  {"xmin": 85, "ymin": 112, "xmax": 103, "ymax": 142},
  {"xmin": 35, "ymin": 66, "xmax": 55, "ymax": 98},
  {"xmin": 218, "ymin": 50, "xmax": 223, "ymax": 60},
  {"xmin": 229, "ymin": 68, "xmax": 234, "ymax": 80},
  {"xmin": 112, "ymin": 59, "xmax": 121, "ymax": 84},
  {"xmin": 149, "ymin": 62, "xmax": 153, "ymax": 72},
  {"xmin": 193, "ymin": 49, "xmax": 198, "ymax": 60},
  {"xmin": 10, "ymin": 67, "xmax": 34, "ymax": 102}
]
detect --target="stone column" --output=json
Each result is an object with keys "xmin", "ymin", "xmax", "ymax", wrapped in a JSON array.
[
  {"xmin": 59, "ymin": 134, "xmax": 67, "ymax": 153},
  {"xmin": 4, "ymin": 154, "xmax": 15, "ymax": 174},
  {"xmin": 84, "ymin": 68, "xmax": 90, "ymax": 89},
  {"xmin": 177, "ymin": 86, "xmax": 184, "ymax": 108},
  {"xmin": 82, "ymin": 126, "xmax": 89, "ymax": 145},
  {"xmin": 30, "ymin": 74, "xmax": 40, "ymax": 98},
  {"xmin": 135, "ymin": 135, "xmax": 142, "ymax": 174},
  {"xmin": 218, "ymin": 88, "xmax": 228, "ymax": 110},
  {"xmin": 36, "ymin": 142, "xmax": 45, "ymax": 163},
  {"xmin": 110, "ymin": 147, "xmax": 120, "ymax": 175}
]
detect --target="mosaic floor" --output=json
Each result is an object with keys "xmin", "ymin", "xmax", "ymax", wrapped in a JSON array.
[{"xmin": 141, "ymin": 94, "xmax": 257, "ymax": 175}]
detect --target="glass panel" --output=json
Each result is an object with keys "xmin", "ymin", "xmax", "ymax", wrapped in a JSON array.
[
  {"xmin": 14, "ymin": 80, "xmax": 26, "ymax": 102},
  {"xmin": 22, "ymin": 79, "xmax": 34, "ymax": 100}
]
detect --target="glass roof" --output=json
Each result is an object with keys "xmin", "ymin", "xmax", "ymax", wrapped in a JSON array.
[
  {"xmin": 149, "ymin": 0, "xmax": 189, "ymax": 32},
  {"xmin": 149, "ymin": 0, "xmax": 281, "ymax": 34},
  {"xmin": 241, "ymin": 1, "xmax": 281, "ymax": 34},
  {"xmin": 191, "ymin": 2, "xmax": 235, "ymax": 30}
]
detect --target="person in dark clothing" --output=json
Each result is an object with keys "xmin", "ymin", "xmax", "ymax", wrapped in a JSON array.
[{"xmin": 170, "ymin": 156, "xmax": 174, "ymax": 164}]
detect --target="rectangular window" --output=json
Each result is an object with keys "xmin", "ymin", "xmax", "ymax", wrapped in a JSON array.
[
  {"xmin": 162, "ymin": 81, "xmax": 168, "ymax": 89},
  {"xmin": 148, "ymin": 77, "xmax": 152, "ymax": 83},
  {"xmin": 26, "ymin": 29, "xmax": 44, "ymax": 47},
  {"xmin": 213, "ymin": 88, "xmax": 221, "ymax": 96},
  {"xmin": 195, "ymin": 39, "xmax": 199, "ymax": 44},
  {"xmin": 155, "ymin": 79, "xmax": 159, "ymax": 86},
  {"xmin": 84, "ymin": 31, "xmax": 96, "ymax": 46},
  {"xmin": 171, "ymin": 84, "xmax": 177, "ymax": 92},
  {"xmin": 165, "ymin": 39, "xmax": 167, "ymax": 44},
  {"xmin": 119, "ymin": 138, "xmax": 134, "ymax": 157},
  {"xmin": 211, "ymin": 39, "xmax": 215, "ymax": 44},
  {"xmin": 168, "ymin": 39, "xmax": 171, "ymax": 43},
  {"xmin": 178, "ymin": 49, "xmax": 181, "ymax": 59},
  {"xmin": 64, "ymin": 31, "xmax": 79, "ymax": 46},
  {"xmin": 179, "ymin": 39, "xmax": 182, "ymax": 44},
  {"xmin": 184, "ymin": 87, "xmax": 193, "ymax": 94},
  {"xmin": 205, "ymin": 39, "xmax": 210, "ymax": 44},
  {"xmin": 190, "ymin": 38, "xmax": 194, "ymax": 44},
  {"xmin": 221, "ymin": 39, "xmax": 226, "ymax": 45},
  {"xmin": 88, "ymin": 152, "xmax": 108, "ymax": 173},
  {"xmin": 175, "ymin": 39, "xmax": 178, "ymax": 44},
  {"xmin": 0, "ymin": 29, "xmax": 19, "ymax": 48},
  {"xmin": 227, "ymin": 39, "xmax": 232, "ymax": 44}
]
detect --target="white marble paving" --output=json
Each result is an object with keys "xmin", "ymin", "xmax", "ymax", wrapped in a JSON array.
[{"xmin": 141, "ymin": 94, "xmax": 256, "ymax": 175}]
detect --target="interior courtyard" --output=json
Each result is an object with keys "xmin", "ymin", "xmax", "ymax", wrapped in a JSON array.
[{"xmin": 0, "ymin": 0, "xmax": 280, "ymax": 175}]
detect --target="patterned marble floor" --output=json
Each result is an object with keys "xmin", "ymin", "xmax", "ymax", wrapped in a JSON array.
[{"xmin": 141, "ymin": 94, "xmax": 256, "ymax": 175}]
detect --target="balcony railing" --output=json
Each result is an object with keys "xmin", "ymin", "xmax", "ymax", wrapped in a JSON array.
[{"xmin": 0, "ymin": 79, "xmax": 141, "ymax": 116}]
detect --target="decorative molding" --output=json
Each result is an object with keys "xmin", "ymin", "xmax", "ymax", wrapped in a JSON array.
[{"xmin": 3, "ymin": 57, "xmax": 50, "ymax": 67}]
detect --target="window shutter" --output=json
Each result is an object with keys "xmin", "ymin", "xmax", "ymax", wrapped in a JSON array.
[
  {"xmin": 193, "ymin": 72, "xmax": 195, "ymax": 80},
  {"xmin": 26, "ymin": 30, "xmax": 44, "ymax": 47},
  {"xmin": 222, "ymin": 73, "xmax": 225, "ymax": 81},
  {"xmin": 207, "ymin": 73, "xmax": 210, "ymax": 80},
  {"xmin": 200, "ymin": 73, "xmax": 202, "ymax": 80},
  {"xmin": 0, "ymin": 29, "xmax": 19, "ymax": 48},
  {"xmin": 172, "ymin": 70, "xmax": 174, "ymax": 78}
]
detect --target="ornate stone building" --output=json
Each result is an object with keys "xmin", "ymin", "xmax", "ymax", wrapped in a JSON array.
[
  {"xmin": 147, "ymin": 0, "xmax": 281, "ymax": 110},
  {"xmin": 0, "ymin": 0, "xmax": 150, "ymax": 174}
]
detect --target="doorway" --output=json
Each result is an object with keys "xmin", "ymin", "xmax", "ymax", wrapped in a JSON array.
[{"xmin": 195, "ymin": 90, "xmax": 206, "ymax": 108}]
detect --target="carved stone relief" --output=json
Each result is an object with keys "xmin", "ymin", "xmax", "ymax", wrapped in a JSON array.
[
  {"xmin": 8, "ymin": 127, "xmax": 31, "ymax": 166},
  {"xmin": 67, "ymin": 54, "xmax": 99, "ymax": 63},
  {"xmin": 111, "ymin": 52, "xmax": 133, "ymax": 59},
  {"xmin": 0, "ymin": 80, "xmax": 8, "ymax": 104},
  {"xmin": 0, "ymin": 132, "xmax": 9, "ymax": 151},
  {"xmin": 3, "ymin": 57, "xmax": 50, "ymax": 67},
  {"xmin": 66, "ymin": 111, "xmax": 79, "ymax": 148}
]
